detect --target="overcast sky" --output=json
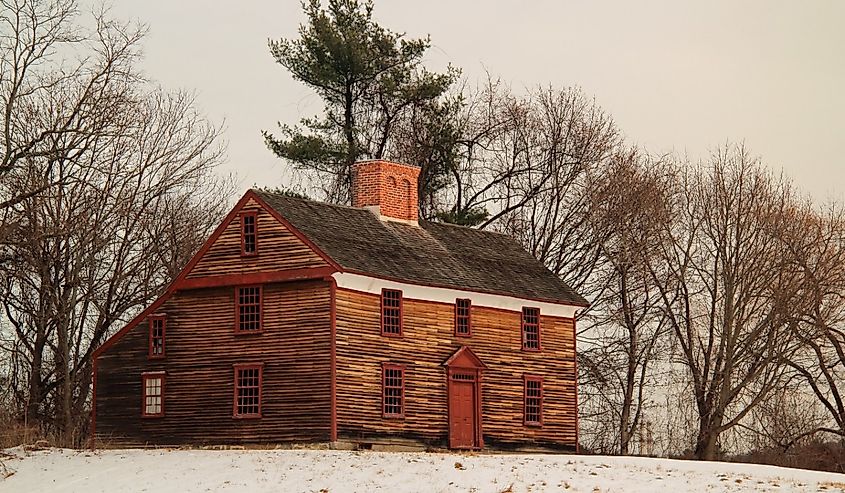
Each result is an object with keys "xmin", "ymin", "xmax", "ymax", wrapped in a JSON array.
[{"xmin": 105, "ymin": 1, "xmax": 845, "ymax": 199}]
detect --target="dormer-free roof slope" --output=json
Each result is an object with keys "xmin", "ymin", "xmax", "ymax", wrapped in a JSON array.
[{"xmin": 255, "ymin": 189, "xmax": 588, "ymax": 307}]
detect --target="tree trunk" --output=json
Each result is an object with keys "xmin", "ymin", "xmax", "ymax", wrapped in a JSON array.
[
  {"xmin": 694, "ymin": 428, "xmax": 720, "ymax": 461},
  {"xmin": 694, "ymin": 409, "xmax": 724, "ymax": 460},
  {"xmin": 57, "ymin": 309, "xmax": 72, "ymax": 446},
  {"xmin": 343, "ymin": 80, "xmax": 356, "ymax": 201},
  {"xmin": 619, "ymin": 363, "xmax": 636, "ymax": 455},
  {"xmin": 26, "ymin": 338, "xmax": 44, "ymax": 423},
  {"xmin": 619, "ymin": 412, "xmax": 631, "ymax": 455},
  {"xmin": 618, "ymin": 270, "xmax": 638, "ymax": 455}
]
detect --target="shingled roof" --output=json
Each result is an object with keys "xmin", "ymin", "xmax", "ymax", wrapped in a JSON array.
[{"xmin": 254, "ymin": 190, "xmax": 588, "ymax": 307}]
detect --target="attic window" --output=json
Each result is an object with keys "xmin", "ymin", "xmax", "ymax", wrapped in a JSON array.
[
  {"xmin": 241, "ymin": 212, "xmax": 257, "ymax": 256},
  {"xmin": 235, "ymin": 286, "xmax": 262, "ymax": 333},
  {"xmin": 381, "ymin": 289, "xmax": 402, "ymax": 336},
  {"xmin": 142, "ymin": 373, "xmax": 164, "ymax": 417},
  {"xmin": 382, "ymin": 364, "xmax": 405, "ymax": 418},
  {"xmin": 233, "ymin": 364, "xmax": 263, "ymax": 418},
  {"xmin": 524, "ymin": 375, "xmax": 543, "ymax": 426},
  {"xmin": 522, "ymin": 307, "xmax": 541, "ymax": 351},
  {"xmin": 455, "ymin": 298, "xmax": 471, "ymax": 336},
  {"xmin": 148, "ymin": 315, "xmax": 166, "ymax": 359}
]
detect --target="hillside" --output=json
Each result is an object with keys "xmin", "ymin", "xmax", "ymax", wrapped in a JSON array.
[{"xmin": 2, "ymin": 447, "xmax": 844, "ymax": 493}]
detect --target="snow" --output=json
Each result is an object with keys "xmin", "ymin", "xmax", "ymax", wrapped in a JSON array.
[{"xmin": 2, "ymin": 447, "xmax": 845, "ymax": 493}]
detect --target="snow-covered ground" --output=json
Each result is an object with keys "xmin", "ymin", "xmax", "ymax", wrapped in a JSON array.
[{"xmin": 2, "ymin": 447, "xmax": 845, "ymax": 493}]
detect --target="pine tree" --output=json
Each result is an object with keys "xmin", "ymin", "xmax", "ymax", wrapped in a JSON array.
[{"xmin": 265, "ymin": 0, "xmax": 458, "ymax": 203}]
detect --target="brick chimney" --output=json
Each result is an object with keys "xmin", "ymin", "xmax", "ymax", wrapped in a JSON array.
[{"xmin": 351, "ymin": 160, "xmax": 421, "ymax": 224}]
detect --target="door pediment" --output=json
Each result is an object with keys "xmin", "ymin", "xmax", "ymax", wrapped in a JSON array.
[{"xmin": 443, "ymin": 346, "xmax": 487, "ymax": 369}]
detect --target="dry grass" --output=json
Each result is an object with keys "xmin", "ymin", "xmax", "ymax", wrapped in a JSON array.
[
  {"xmin": 0, "ymin": 421, "xmax": 42, "ymax": 449},
  {"xmin": 0, "ymin": 409, "xmax": 55, "ymax": 450},
  {"xmin": 732, "ymin": 440, "xmax": 845, "ymax": 474},
  {"xmin": 819, "ymin": 482, "xmax": 845, "ymax": 492}
]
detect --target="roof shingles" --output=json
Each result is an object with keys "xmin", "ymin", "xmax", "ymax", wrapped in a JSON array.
[{"xmin": 255, "ymin": 190, "xmax": 587, "ymax": 307}]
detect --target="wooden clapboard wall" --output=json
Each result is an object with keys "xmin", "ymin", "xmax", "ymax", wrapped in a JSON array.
[
  {"xmin": 334, "ymin": 287, "xmax": 577, "ymax": 450},
  {"xmin": 185, "ymin": 198, "xmax": 329, "ymax": 279},
  {"xmin": 94, "ymin": 280, "xmax": 332, "ymax": 446}
]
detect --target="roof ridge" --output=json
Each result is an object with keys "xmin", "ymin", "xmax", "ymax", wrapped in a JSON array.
[
  {"xmin": 421, "ymin": 218, "xmax": 514, "ymax": 238},
  {"xmin": 255, "ymin": 189, "xmax": 513, "ymax": 239},
  {"xmin": 252, "ymin": 188, "xmax": 365, "ymax": 212}
]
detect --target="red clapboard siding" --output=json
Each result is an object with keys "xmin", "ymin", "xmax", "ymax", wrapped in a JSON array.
[
  {"xmin": 334, "ymin": 288, "xmax": 577, "ymax": 450},
  {"xmin": 94, "ymin": 280, "xmax": 332, "ymax": 446},
  {"xmin": 185, "ymin": 198, "xmax": 329, "ymax": 279}
]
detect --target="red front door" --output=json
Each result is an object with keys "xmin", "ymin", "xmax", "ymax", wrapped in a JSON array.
[
  {"xmin": 445, "ymin": 346, "xmax": 486, "ymax": 449},
  {"xmin": 449, "ymin": 376, "xmax": 478, "ymax": 448}
]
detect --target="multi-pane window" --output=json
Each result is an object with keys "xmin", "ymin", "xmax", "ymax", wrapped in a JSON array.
[
  {"xmin": 382, "ymin": 364, "xmax": 405, "ymax": 418},
  {"xmin": 455, "ymin": 298, "xmax": 471, "ymax": 336},
  {"xmin": 522, "ymin": 307, "xmax": 541, "ymax": 350},
  {"xmin": 524, "ymin": 376, "xmax": 543, "ymax": 426},
  {"xmin": 236, "ymin": 286, "xmax": 262, "ymax": 332},
  {"xmin": 241, "ymin": 212, "xmax": 257, "ymax": 256},
  {"xmin": 148, "ymin": 315, "xmax": 165, "ymax": 358},
  {"xmin": 142, "ymin": 373, "xmax": 164, "ymax": 417},
  {"xmin": 381, "ymin": 289, "xmax": 402, "ymax": 336},
  {"xmin": 233, "ymin": 364, "xmax": 263, "ymax": 418},
  {"xmin": 451, "ymin": 372, "xmax": 475, "ymax": 382}
]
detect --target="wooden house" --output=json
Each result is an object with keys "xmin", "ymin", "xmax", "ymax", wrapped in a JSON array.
[{"xmin": 91, "ymin": 160, "xmax": 587, "ymax": 451}]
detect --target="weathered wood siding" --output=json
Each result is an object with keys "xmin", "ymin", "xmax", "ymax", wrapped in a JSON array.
[
  {"xmin": 334, "ymin": 288, "xmax": 577, "ymax": 450},
  {"xmin": 185, "ymin": 198, "xmax": 329, "ymax": 279},
  {"xmin": 95, "ymin": 280, "xmax": 332, "ymax": 446}
]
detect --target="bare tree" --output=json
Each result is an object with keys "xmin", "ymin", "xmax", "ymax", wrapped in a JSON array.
[
  {"xmin": 741, "ymin": 383, "xmax": 830, "ymax": 452},
  {"xmin": 0, "ymin": 89, "xmax": 229, "ymax": 446},
  {"xmin": 479, "ymin": 84, "xmax": 619, "ymax": 288},
  {"xmin": 0, "ymin": 0, "xmax": 149, "ymax": 211},
  {"xmin": 0, "ymin": 0, "xmax": 231, "ymax": 446},
  {"xmin": 777, "ymin": 203, "xmax": 845, "ymax": 445},
  {"xmin": 375, "ymin": 77, "xmax": 619, "ymax": 233},
  {"xmin": 649, "ymin": 144, "xmax": 807, "ymax": 460},
  {"xmin": 577, "ymin": 149, "xmax": 673, "ymax": 455}
]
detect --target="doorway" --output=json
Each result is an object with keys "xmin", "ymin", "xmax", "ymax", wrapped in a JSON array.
[{"xmin": 444, "ymin": 346, "xmax": 486, "ymax": 449}]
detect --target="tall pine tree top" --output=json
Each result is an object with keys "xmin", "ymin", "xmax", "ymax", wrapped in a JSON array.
[{"xmin": 265, "ymin": 0, "xmax": 457, "ymax": 204}]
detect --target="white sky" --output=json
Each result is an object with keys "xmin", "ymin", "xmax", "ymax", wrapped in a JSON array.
[{"xmin": 104, "ymin": 1, "xmax": 845, "ymax": 200}]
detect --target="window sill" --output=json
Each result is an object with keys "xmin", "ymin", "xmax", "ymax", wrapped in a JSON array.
[
  {"xmin": 521, "ymin": 347, "xmax": 542, "ymax": 353},
  {"xmin": 147, "ymin": 354, "xmax": 166, "ymax": 360},
  {"xmin": 142, "ymin": 414, "xmax": 164, "ymax": 419},
  {"xmin": 382, "ymin": 414, "xmax": 405, "ymax": 420},
  {"xmin": 233, "ymin": 414, "xmax": 262, "ymax": 419},
  {"xmin": 380, "ymin": 332, "xmax": 403, "ymax": 338}
]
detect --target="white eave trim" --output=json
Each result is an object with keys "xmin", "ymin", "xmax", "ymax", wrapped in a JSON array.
[{"xmin": 332, "ymin": 272, "xmax": 581, "ymax": 319}]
